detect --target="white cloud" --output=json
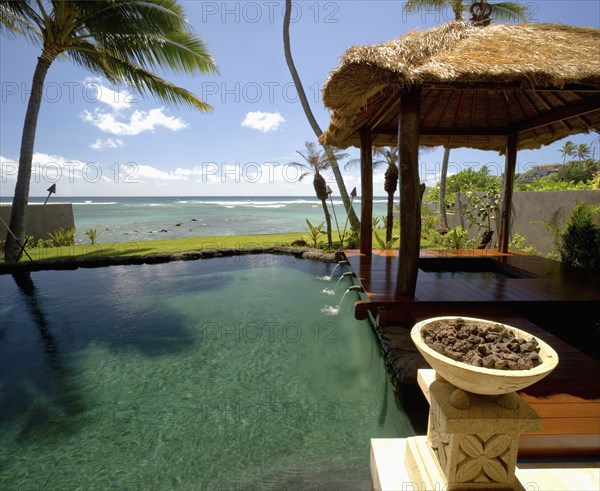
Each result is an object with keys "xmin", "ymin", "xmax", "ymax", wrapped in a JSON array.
[
  {"xmin": 136, "ymin": 164, "xmax": 188, "ymax": 181},
  {"xmin": 81, "ymin": 108, "xmax": 189, "ymax": 136},
  {"xmin": 241, "ymin": 111, "xmax": 285, "ymax": 133},
  {"xmin": 83, "ymin": 77, "xmax": 133, "ymax": 111},
  {"xmin": 90, "ymin": 137, "xmax": 125, "ymax": 150}
]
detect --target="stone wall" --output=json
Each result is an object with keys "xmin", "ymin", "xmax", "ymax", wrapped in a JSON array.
[
  {"xmin": 0, "ymin": 203, "xmax": 75, "ymax": 242},
  {"xmin": 447, "ymin": 190, "xmax": 600, "ymax": 255}
]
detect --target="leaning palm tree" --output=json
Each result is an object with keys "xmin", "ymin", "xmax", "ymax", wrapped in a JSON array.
[
  {"xmin": 283, "ymin": 0, "xmax": 360, "ymax": 232},
  {"xmin": 290, "ymin": 142, "xmax": 348, "ymax": 248},
  {"xmin": 560, "ymin": 140, "xmax": 576, "ymax": 164},
  {"xmin": 404, "ymin": 0, "xmax": 527, "ymax": 229},
  {"xmin": 1, "ymin": 0, "xmax": 216, "ymax": 261}
]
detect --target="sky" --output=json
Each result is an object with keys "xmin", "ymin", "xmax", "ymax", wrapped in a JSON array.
[{"xmin": 1, "ymin": 0, "xmax": 599, "ymax": 197}]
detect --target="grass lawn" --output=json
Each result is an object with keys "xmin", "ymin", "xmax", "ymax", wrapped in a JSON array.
[{"xmin": 7, "ymin": 228, "xmax": 437, "ymax": 263}]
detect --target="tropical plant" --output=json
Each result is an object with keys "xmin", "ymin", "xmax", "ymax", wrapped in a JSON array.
[
  {"xmin": 0, "ymin": 0, "xmax": 216, "ymax": 261},
  {"xmin": 559, "ymin": 140, "xmax": 576, "ymax": 164},
  {"xmin": 303, "ymin": 219, "xmax": 326, "ymax": 249},
  {"xmin": 85, "ymin": 229, "xmax": 98, "ymax": 245},
  {"xmin": 374, "ymin": 231, "xmax": 399, "ymax": 250},
  {"xmin": 508, "ymin": 233, "xmax": 539, "ymax": 255},
  {"xmin": 557, "ymin": 203, "xmax": 600, "ymax": 271},
  {"xmin": 421, "ymin": 204, "xmax": 440, "ymax": 240},
  {"xmin": 432, "ymin": 225, "xmax": 476, "ymax": 250},
  {"xmin": 283, "ymin": 0, "xmax": 359, "ymax": 232},
  {"xmin": 47, "ymin": 227, "xmax": 75, "ymax": 247},
  {"xmin": 372, "ymin": 216, "xmax": 383, "ymax": 230},
  {"xmin": 290, "ymin": 142, "xmax": 348, "ymax": 248},
  {"xmin": 462, "ymin": 179, "xmax": 501, "ymax": 234}
]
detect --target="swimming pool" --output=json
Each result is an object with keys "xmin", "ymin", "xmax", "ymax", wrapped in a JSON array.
[{"xmin": 0, "ymin": 255, "xmax": 416, "ymax": 490}]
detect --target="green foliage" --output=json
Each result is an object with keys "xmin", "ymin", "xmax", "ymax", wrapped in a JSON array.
[
  {"xmin": 372, "ymin": 216, "xmax": 383, "ymax": 230},
  {"xmin": 425, "ymin": 167, "xmax": 500, "ymax": 209},
  {"xmin": 47, "ymin": 227, "xmax": 75, "ymax": 247},
  {"xmin": 85, "ymin": 229, "xmax": 98, "ymax": 245},
  {"xmin": 557, "ymin": 159, "xmax": 599, "ymax": 184},
  {"xmin": 515, "ymin": 176, "xmax": 593, "ymax": 191},
  {"xmin": 303, "ymin": 219, "xmax": 325, "ymax": 248},
  {"xmin": 431, "ymin": 226, "xmax": 476, "ymax": 250},
  {"xmin": 421, "ymin": 205, "xmax": 440, "ymax": 239},
  {"xmin": 345, "ymin": 229, "xmax": 360, "ymax": 249},
  {"xmin": 508, "ymin": 233, "xmax": 539, "ymax": 255},
  {"xmin": 592, "ymin": 172, "xmax": 600, "ymax": 190},
  {"xmin": 462, "ymin": 180, "xmax": 501, "ymax": 233},
  {"xmin": 557, "ymin": 203, "xmax": 600, "ymax": 271},
  {"xmin": 374, "ymin": 231, "xmax": 398, "ymax": 250}
]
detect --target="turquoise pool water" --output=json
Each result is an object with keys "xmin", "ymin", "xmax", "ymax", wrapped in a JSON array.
[{"xmin": 0, "ymin": 256, "xmax": 416, "ymax": 490}]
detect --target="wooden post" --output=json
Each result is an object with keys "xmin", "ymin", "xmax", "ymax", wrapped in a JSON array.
[
  {"xmin": 396, "ymin": 86, "xmax": 422, "ymax": 297},
  {"xmin": 360, "ymin": 130, "xmax": 373, "ymax": 255},
  {"xmin": 498, "ymin": 133, "xmax": 517, "ymax": 253}
]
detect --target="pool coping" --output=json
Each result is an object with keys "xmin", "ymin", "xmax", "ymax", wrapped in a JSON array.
[{"xmin": 0, "ymin": 246, "xmax": 338, "ymax": 274}]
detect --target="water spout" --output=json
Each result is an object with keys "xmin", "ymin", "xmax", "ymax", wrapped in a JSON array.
[
  {"xmin": 328, "ymin": 260, "xmax": 349, "ymax": 281},
  {"xmin": 338, "ymin": 285, "xmax": 365, "ymax": 311},
  {"xmin": 334, "ymin": 271, "xmax": 357, "ymax": 292}
]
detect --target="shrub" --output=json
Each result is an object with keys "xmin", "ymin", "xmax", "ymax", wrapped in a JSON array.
[
  {"xmin": 47, "ymin": 227, "xmax": 75, "ymax": 247},
  {"xmin": 557, "ymin": 203, "xmax": 600, "ymax": 271}
]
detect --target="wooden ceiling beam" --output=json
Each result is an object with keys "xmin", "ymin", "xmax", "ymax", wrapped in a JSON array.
[
  {"xmin": 372, "ymin": 125, "xmax": 509, "ymax": 136},
  {"xmin": 510, "ymin": 94, "xmax": 600, "ymax": 134}
]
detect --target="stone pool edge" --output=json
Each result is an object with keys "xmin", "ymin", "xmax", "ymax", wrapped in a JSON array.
[{"xmin": 0, "ymin": 247, "xmax": 337, "ymax": 274}]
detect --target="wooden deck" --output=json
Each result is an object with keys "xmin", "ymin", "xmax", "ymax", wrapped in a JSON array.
[{"xmin": 343, "ymin": 249, "xmax": 600, "ymax": 457}]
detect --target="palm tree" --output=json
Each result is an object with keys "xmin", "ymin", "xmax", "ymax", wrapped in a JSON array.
[
  {"xmin": 375, "ymin": 148, "xmax": 399, "ymax": 243},
  {"xmin": 404, "ymin": 1, "xmax": 527, "ymax": 229},
  {"xmin": 575, "ymin": 143, "xmax": 591, "ymax": 162},
  {"xmin": 345, "ymin": 147, "xmax": 398, "ymax": 242},
  {"xmin": 1, "ymin": 1, "xmax": 216, "ymax": 261},
  {"xmin": 560, "ymin": 140, "xmax": 576, "ymax": 164},
  {"xmin": 283, "ymin": 0, "xmax": 360, "ymax": 232},
  {"xmin": 290, "ymin": 142, "xmax": 348, "ymax": 248}
]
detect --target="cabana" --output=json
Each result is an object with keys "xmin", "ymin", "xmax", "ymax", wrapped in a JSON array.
[{"xmin": 320, "ymin": 20, "xmax": 600, "ymax": 296}]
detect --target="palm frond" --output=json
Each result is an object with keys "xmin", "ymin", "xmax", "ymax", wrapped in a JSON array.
[
  {"xmin": 69, "ymin": 43, "xmax": 212, "ymax": 111},
  {"xmin": 0, "ymin": 1, "xmax": 42, "ymax": 42}
]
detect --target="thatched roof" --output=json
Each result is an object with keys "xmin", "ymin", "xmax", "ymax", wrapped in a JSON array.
[{"xmin": 320, "ymin": 22, "xmax": 600, "ymax": 151}]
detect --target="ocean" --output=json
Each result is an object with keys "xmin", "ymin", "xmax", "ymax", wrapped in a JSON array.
[{"xmin": 1, "ymin": 196, "xmax": 389, "ymax": 244}]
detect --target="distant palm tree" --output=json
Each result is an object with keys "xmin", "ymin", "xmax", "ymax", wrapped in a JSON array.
[
  {"xmin": 291, "ymin": 142, "xmax": 348, "ymax": 248},
  {"xmin": 0, "ymin": 0, "xmax": 216, "ymax": 261},
  {"xmin": 404, "ymin": 0, "xmax": 527, "ymax": 229},
  {"xmin": 345, "ymin": 147, "xmax": 399, "ymax": 243},
  {"xmin": 375, "ymin": 148, "xmax": 399, "ymax": 243},
  {"xmin": 560, "ymin": 141, "xmax": 576, "ymax": 164},
  {"xmin": 575, "ymin": 143, "xmax": 591, "ymax": 162}
]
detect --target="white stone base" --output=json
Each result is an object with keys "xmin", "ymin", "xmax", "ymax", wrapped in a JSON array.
[{"xmin": 371, "ymin": 438, "xmax": 600, "ymax": 491}]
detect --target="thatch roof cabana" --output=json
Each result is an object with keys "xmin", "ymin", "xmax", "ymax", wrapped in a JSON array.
[
  {"xmin": 319, "ymin": 21, "xmax": 600, "ymax": 296},
  {"xmin": 321, "ymin": 22, "xmax": 600, "ymax": 151}
]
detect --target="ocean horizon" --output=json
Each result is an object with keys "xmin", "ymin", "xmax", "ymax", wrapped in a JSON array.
[{"xmin": 1, "ymin": 196, "xmax": 389, "ymax": 244}]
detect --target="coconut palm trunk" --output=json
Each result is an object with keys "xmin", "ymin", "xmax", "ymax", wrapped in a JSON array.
[
  {"xmin": 439, "ymin": 147, "xmax": 450, "ymax": 229},
  {"xmin": 5, "ymin": 52, "xmax": 55, "ymax": 261},
  {"xmin": 1, "ymin": 1, "xmax": 216, "ymax": 262},
  {"xmin": 283, "ymin": 0, "xmax": 359, "ymax": 232},
  {"xmin": 384, "ymin": 163, "xmax": 398, "ymax": 242},
  {"xmin": 314, "ymin": 173, "xmax": 333, "ymax": 248}
]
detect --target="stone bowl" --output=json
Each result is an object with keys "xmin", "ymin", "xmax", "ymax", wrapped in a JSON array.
[{"xmin": 411, "ymin": 316, "xmax": 559, "ymax": 395}]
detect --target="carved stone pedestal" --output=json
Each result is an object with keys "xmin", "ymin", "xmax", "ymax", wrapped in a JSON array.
[{"xmin": 405, "ymin": 376, "xmax": 541, "ymax": 490}]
